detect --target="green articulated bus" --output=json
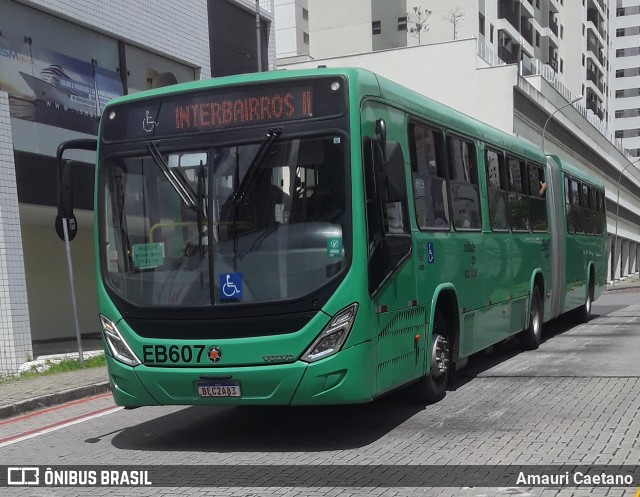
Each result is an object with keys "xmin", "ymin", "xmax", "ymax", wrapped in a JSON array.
[{"xmin": 56, "ymin": 67, "xmax": 608, "ymax": 406}]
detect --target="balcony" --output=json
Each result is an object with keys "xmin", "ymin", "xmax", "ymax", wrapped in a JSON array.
[
  {"xmin": 498, "ymin": 42, "xmax": 520, "ymax": 64},
  {"xmin": 586, "ymin": 99, "xmax": 604, "ymax": 120},
  {"xmin": 586, "ymin": 38, "xmax": 605, "ymax": 68},
  {"xmin": 586, "ymin": 89, "xmax": 604, "ymax": 120},
  {"xmin": 587, "ymin": 9, "xmax": 606, "ymax": 40},
  {"xmin": 498, "ymin": 0, "xmax": 520, "ymax": 32},
  {"xmin": 548, "ymin": 46, "xmax": 558, "ymax": 68},
  {"xmin": 586, "ymin": 68, "xmax": 605, "ymax": 94},
  {"xmin": 521, "ymin": 0, "xmax": 534, "ymax": 18},
  {"xmin": 549, "ymin": 18, "xmax": 558, "ymax": 37},
  {"xmin": 521, "ymin": 18, "xmax": 533, "ymax": 45}
]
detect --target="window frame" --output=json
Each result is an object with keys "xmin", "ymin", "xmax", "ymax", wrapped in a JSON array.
[
  {"xmin": 407, "ymin": 120, "xmax": 451, "ymax": 232},
  {"xmin": 446, "ymin": 133, "xmax": 482, "ymax": 232}
]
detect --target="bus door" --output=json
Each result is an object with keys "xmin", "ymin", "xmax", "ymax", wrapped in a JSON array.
[
  {"xmin": 445, "ymin": 135, "xmax": 486, "ymax": 355},
  {"xmin": 361, "ymin": 101, "xmax": 423, "ymax": 394},
  {"xmin": 482, "ymin": 147, "xmax": 514, "ymax": 349}
]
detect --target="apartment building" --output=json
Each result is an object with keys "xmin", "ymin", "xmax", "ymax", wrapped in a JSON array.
[
  {"xmin": 280, "ymin": 0, "xmax": 640, "ymax": 291},
  {"xmin": 294, "ymin": 0, "xmax": 613, "ymax": 127},
  {"xmin": 615, "ymin": 1, "xmax": 640, "ymax": 157},
  {"xmin": 275, "ymin": 0, "xmax": 310, "ymax": 59}
]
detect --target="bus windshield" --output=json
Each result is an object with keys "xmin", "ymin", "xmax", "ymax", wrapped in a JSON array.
[{"xmin": 101, "ymin": 134, "xmax": 348, "ymax": 307}]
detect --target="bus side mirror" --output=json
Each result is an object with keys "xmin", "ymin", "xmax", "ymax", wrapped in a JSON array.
[
  {"xmin": 383, "ymin": 142, "xmax": 406, "ymax": 204},
  {"xmin": 55, "ymin": 160, "xmax": 78, "ymax": 241},
  {"xmin": 54, "ymin": 139, "xmax": 97, "ymax": 242},
  {"xmin": 58, "ymin": 160, "xmax": 74, "ymax": 219}
]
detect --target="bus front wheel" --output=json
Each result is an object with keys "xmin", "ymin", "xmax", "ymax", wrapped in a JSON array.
[{"xmin": 412, "ymin": 311, "xmax": 451, "ymax": 404}]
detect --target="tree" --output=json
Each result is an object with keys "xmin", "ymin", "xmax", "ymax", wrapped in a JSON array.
[
  {"xmin": 407, "ymin": 6, "xmax": 432, "ymax": 45},
  {"xmin": 444, "ymin": 8, "xmax": 465, "ymax": 40}
]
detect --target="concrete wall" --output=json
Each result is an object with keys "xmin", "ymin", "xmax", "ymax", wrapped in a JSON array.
[
  {"xmin": 19, "ymin": 207, "xmax": 98, "ymax": 341},
  {"xmin": 283, "ymin": 38, "xmax": 518, "ymax": 134},
  {"xmin": 308, "ymin": 0, "xmax": 373, "ymax": 59}
]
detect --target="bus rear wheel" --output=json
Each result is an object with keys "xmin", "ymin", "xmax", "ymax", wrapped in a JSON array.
[
  {"xmin": 522, "ymin": 287, "xmax": 543, "ymax": 350},
  {"xmin": 578, "ymin": 276, "xmax": 594, "ymax": 323},
  {"xmin": 412, "ymin": 311, "xmax": 451, "ymax": 404}
]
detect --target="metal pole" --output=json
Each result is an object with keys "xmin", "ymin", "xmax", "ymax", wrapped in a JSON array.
[
  {"xmin": 256, "ymin": 0, "xmax": 262, "ymax": 72},
  {"xmin": 541, "ymin": 95, "xmax": 583, "ymax": 156},
  {"xmin": 613, "ymin": 158, "xmax": 640, "ymax": 287},
  {"xmin": 62, "ymin": 218, "xmax": 84, "ymax": 365}
]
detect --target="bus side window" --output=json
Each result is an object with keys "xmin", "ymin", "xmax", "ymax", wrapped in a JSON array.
[
  {"xmin": 507, "ymin": 156, "xmax": 530, "ymax": 231},
  {"xmin": 583, "ymin": 184, "xmax": 594, "ymax": 234},
  {"xmin": 448, "ymin": 135, "xmax": 481, "ymax": 230},
  {"xmin": 565, "ymin": 176, "xmax": 574, "ymax": 233},
  {"xmin": 529, "ymin": 163, "xmax": 548, "ymax": 232},
  {"xmin": 596, "ymin": 189, "xmax": 606, "ymax": 235},
  {"xmin": 572, "ymin": 178, "xmax": 584, "ymax": 233},
  {"xmin": 409, "ymin": 123, "xmax": 449, "ymax": 230},
  {"xmin": 486, "ymin": 148, "xmax": 509, "ymax": 231}
]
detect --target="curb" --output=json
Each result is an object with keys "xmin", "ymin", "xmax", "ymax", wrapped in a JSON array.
[
  {"xmin": 606, "ymin": 284, "xmax": 640, "ymax": 292},
  {"xmin": 0, "ymin": 382, "xmax": 111, "ymax": 420}
]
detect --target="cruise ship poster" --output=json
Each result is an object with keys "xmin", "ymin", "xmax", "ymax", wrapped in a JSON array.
[{"xmin": 1, "ymin": 36, "xmax": 123, "ymax": 134}]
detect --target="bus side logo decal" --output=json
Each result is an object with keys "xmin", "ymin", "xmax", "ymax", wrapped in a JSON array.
[{"xmin": 427, "ymin": 242, "xmax": 435, "ymax": 264}]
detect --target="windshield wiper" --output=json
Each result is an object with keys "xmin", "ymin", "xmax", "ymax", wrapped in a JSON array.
[
  {"xmin": 147, "ymin": 142, "xmax": 198, "ymax": 211},
  {"xmin": 233, "ymin": 127, "xmax": 282, "ymax": 205}
]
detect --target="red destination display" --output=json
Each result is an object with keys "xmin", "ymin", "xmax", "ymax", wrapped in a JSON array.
[{"xmin": 173, "ymin": 89, "xmax": 313, "ymax": 130}]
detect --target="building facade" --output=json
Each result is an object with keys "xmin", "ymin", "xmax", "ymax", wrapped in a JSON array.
[
  {"xmin": 211, "ymin": 0, "xmax": 277, "ymax": 75},
  {"xmin": 280, "ymin": 0, "xmax": 640, "ymax": 287},
  {"xmin": 275, "ymin": 0, "xmax": 310, "ymax": 59},
  {"xmin": 299, "ymin": 0, "xmax": 613, "ymax": 129},
  {"xmin": 0, "ymin": 0, "xmax": 276, "ymax": 375},
  {"xmin": 614, "ymin": 0, "xmax": 640, "ymax": 158}
]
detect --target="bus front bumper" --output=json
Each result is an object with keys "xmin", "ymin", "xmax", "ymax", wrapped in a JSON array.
[{"xmin": 105, "ymin": 341, "xmax": 374, "ymax": 406}]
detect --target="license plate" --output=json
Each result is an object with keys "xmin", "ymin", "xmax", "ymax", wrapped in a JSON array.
[{"xmin": 197, "ymin": 381, "xmax": 241, "ymax": 398}]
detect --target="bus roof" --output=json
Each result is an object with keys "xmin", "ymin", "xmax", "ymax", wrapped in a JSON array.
[
  {"xmin": 104, "ymin": 67, "xmax": 603, "ymax": 187},
  {"xmin": 551, "ymin": 156, "xmax": 605, "ymax": 189}
]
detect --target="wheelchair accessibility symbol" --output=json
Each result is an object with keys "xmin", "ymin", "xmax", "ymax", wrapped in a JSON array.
[
  {"xmin": 220, "ymin": 273, "xmax": 243, "ymax": 301},
  {"xmin": 427, "ymin": 242, "xmax": 435, "ymax": 264}
]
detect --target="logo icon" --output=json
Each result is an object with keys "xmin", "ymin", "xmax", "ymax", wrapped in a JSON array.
[
  {"xmin": 142, "ymin": 110, "xmax": 158, "ymax": 132},
  {"xmin": 427, "ymin": 242, "xmax": 435, "ymax": 264},
  {"xmin": 207, "ymin": 346, "xmax": 222, "ymax": 363},
  {"xmin": 220, "ymin": 273, "xmax": 243, "ymax": 301},
  {"xmin": 8, "ymin": 467, "xmax": 39, "ymax": 485}
]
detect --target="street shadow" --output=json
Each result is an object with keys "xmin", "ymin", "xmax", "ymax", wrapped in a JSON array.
[
  {"xmin": 450, "ymin": 311, "xmax": 585, "ymax": 389},
  {"xmin": 110, "ymin": 310, "xmax": 616, "ymax": 453},
  {"xmin": 110, "ymin": 390, "xmax": 422, "ymax": 453}
]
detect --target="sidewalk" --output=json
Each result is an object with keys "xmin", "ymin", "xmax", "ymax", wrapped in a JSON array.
[
  {"xmin": 1, "ymin": 274, "xmax": 639, "ymax": 421},
  {"xmin": 606, "ymin": 272, "xmax": 640, "ymax": 291},
  {"xmin": 0, "ymin": 337, "xmax": 110, "ymax": 420}
]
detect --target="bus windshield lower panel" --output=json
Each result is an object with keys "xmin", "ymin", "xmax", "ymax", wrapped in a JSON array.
[{"xmin": 102, "ymin": 134, "xmax": 348, "ymax": 307}]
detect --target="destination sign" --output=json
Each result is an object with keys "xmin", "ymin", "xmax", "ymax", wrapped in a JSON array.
[
  {"xmin": 173, "ymin": 88, "xmax": 312, "ymax": 131},
  {"xmin": 101, "ymin": 77, "xmax": 347, "ymax": 142}
]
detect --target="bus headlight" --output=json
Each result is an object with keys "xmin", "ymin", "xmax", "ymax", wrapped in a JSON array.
[
  {"xmin": 99, "ymin": 315, "xmax": 141, "ymax": 367},
  {"xmin": 302, "ymin": 303, "xmax": 358, "ymax": 362}
]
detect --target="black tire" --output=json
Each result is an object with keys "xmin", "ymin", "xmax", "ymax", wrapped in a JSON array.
[
  {"xmin": 522, "ymin": 286, "xmax": 543, "ymax": 350},
  {"xmin": 578, "ymin": 276, "xmax": 594, "ymax": 323},
  {"xmin": 410, "ymin": 310, "xmax": 452, "ymax": 404}
]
